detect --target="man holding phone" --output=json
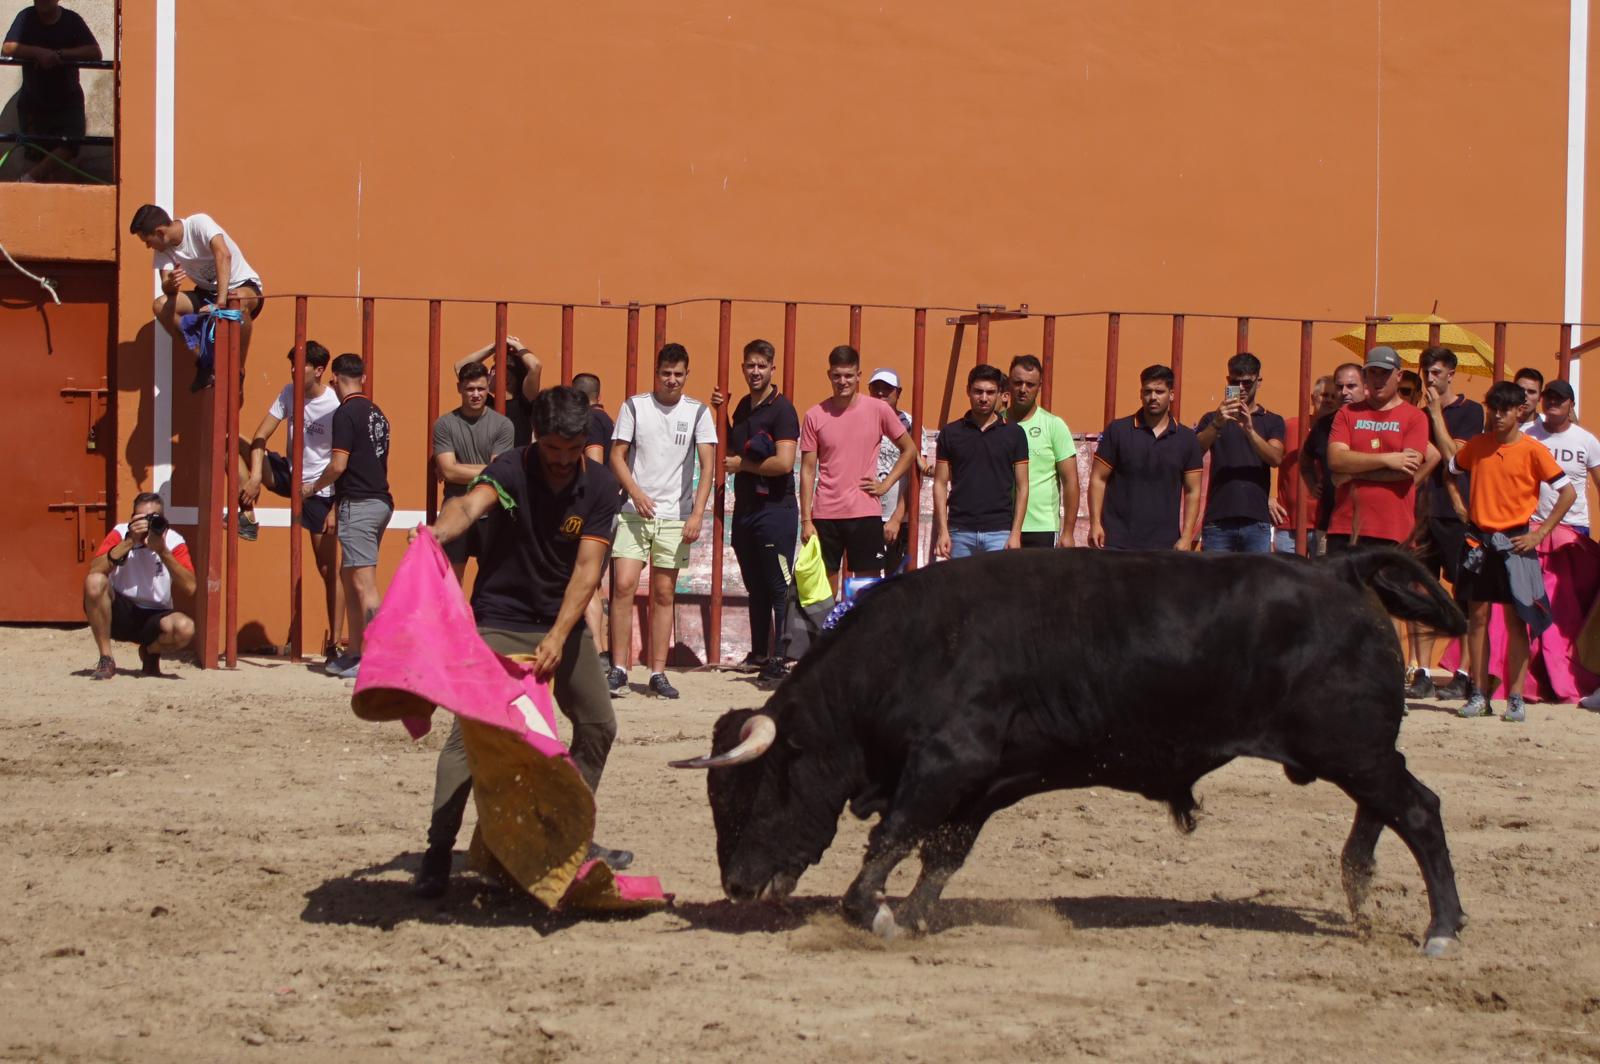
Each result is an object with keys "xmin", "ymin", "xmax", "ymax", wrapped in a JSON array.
[
  {"xmin": 82, "ymin": 492, "xmax": 197, "ymax": 680},
  {"xmin": 1194, "ymin": 352, "xmax": 1285, "ymax": 553}
]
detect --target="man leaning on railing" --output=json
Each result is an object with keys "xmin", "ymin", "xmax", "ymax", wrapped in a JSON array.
[{"xmin": 2, "ymin": 0, "xmax": 100, "ymax": 183}]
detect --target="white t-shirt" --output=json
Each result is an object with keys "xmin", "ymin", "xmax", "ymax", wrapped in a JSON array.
[
  {"xmin": 152, "ymin": 213, "xmax": 262, "ymax": 292},
  {"xmin": 267, "ymin": 383, "xmax": 340, "ymax": 497},
  {"xmin": 612, "ymin": 393, "xmax": 718, "ymax": 519},
  {"xmin": 1527, "ymin": 420, "xmax": 1600, "ymax": 527},
  {"xmin": 94, "ymin": 524, "xmax": 193, "ymax": 610}
]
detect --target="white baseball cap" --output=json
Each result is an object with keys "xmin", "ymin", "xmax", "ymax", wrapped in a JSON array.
[{"xmin": 868, "ymin": 368, "xmax": 901, "ymax": 388}]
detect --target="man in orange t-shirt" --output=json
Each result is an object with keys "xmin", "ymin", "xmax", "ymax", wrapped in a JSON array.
[
  {"xmin": 1449, "ymin": 380, "xmax": 1576, "ymax": 722},
  {"xmin": 1326, "ymin": 346, "xmax": 1438, "ymax": 548}
]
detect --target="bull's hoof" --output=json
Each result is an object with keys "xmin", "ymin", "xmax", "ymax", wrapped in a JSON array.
[
  {"xmin": 1422, "ymin": 935, "xmax": 1461, "ymax": 958},
  {"xmin": 1340, "ymin": 860, "xmax": 1375, "ymax": 917},
  {"xmin": 871, "ymin": 892, "xmax": 901, "ymax": 942}
]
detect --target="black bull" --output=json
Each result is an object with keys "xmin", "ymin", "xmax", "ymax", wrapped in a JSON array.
[{"xmin": 672, "ymin": 547, "xmax": 1471, "ymax": 957}]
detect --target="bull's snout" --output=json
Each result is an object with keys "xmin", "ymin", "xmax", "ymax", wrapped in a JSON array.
[{"xmin": 723, "ymin": 871, "xmax": 798, "ymax": 904}]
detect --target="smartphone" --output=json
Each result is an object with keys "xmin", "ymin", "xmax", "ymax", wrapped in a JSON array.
[{"xmin": 1224, "ymin": 385, "xmax": 1242, "ymax": 402}]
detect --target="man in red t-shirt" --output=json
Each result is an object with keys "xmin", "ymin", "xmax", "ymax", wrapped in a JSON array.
[{"xmin": 1326, "ymin": 346, "xmax": 1439, "ymax": 549}]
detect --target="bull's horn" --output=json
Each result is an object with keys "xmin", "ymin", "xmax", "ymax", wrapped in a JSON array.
[{"xmin": 668, "ymin": 714, "xmax": 777, "ymax": 770}]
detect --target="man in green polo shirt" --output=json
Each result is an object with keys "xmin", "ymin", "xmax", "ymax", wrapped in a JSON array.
[{"xmin": 1007, "ymin": 355, "xmax": 1078, "ymax": 548}]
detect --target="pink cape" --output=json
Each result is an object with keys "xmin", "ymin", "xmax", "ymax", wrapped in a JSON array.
[
  {"xmin": 1438, "ymin": 524, "xmax": 1600, "ymax": 702},
  {"xmin": 351, "ymin": 530, "xmax": 668, "ymax": 911}
]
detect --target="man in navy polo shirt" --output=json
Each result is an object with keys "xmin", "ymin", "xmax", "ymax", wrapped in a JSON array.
[
  {"xmin": 933, "ymin": 364, "xmax": 1029, "ymax": 558},
  {"xmin": 1194, "ymin": 352, "xmax": 1285, "ymax": 553},
  {"xmin": 1088, "ymin": 363, "xmax": 1205, "ymax": 550},
  {"xmin": 712, "ymin": 339, "xmax": 800, "ymax": 681},
  {"xmin": 409, "ymin": 385, "xmax": 631, "ymax": 897}
]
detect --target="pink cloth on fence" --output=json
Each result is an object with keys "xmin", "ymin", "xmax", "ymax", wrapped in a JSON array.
[
  {"xmin": 1437, "ymin": 524, "xmax": 1600, "ymax": 702},
  {"xmin": 352, "ymin": 529, "xmax": 668, "ymax": 911}
]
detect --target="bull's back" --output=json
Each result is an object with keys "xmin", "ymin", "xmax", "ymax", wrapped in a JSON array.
[{"xmin": 806, "ymin": 549, "xmax": 1401, "ymax": 759}]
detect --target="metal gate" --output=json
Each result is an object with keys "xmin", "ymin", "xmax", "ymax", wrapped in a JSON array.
[{"xmin": 1, "ymin": 261, "xmax": 116, "ymax": 621}]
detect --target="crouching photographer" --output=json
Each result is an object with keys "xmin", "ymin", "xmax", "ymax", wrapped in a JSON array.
[{"xmin": 83, "ymin": 493, "xmax": 197, "ymax": 680}]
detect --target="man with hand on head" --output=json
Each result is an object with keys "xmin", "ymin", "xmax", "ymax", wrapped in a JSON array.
[
  {"xmin": 410, "ymin": 386, "xmax": 631, "ymax": 898},
  {"xmin": 432, "ymin": 361, "xmax": 514, "ymax": 584}
]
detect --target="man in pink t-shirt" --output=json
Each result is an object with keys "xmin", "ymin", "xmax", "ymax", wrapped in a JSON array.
[{"xmin": 800, "ymin": 345, "xmax": 917, "ymax": 584}]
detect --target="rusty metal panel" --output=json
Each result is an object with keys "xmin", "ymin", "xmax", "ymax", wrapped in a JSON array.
[{"xmin": 2, "ymin": 262, "xmax": 116, "ymax": 621}]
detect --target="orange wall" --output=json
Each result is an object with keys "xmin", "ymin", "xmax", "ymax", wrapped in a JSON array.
[{"xmin": 109, "ymin": 0, "xmax": 1597, "ymax": 646}]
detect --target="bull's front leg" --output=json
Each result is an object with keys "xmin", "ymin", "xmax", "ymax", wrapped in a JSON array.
[
  {"xmin": 897, "ymin": 817, "xmax": 987, "ymax": 933},
  {"xmin": 841, "ymin": 815, "xmax": 923, "ymax": 932}
]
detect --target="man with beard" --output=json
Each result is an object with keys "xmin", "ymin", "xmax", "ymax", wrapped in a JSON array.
[
  {"xmin": 1088, "ymin": 363, "xmax": 1204, "ymax": 550},
  {"xmin": 410, "ymin": 386, "xmax": 631, "ymax": 897}
]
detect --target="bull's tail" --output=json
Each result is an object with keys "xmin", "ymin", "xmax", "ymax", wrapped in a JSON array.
[{"xmin": 1318, "ymin": 547, "xmax": 1468, "ymax": 636}]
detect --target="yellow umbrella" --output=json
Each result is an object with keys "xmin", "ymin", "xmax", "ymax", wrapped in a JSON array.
[{"xmin": 1331, "ymin": 314, "xmax": 1496, "ymax": 377}]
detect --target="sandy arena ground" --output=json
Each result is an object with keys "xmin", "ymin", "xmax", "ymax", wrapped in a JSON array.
[{"xmin": 3, "ymin": 625, "xmax": 1600, "ymax": 1063}]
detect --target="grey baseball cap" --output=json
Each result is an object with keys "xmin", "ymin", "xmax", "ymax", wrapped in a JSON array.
[{"xmin": 1364, "ymin": 345, "xmax": 1403, "ymax": 372}]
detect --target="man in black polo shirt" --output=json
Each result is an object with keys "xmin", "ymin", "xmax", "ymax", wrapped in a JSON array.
[
  {"xmin": 1194, "ymin": 352, "xmax": 1286, "ymax": 553},
  {"xmin": 933, "ymin": 364, "xmax": 1029, "ymax": 558},
  {"xmin": 1406, "ymin": 346, "xmax": 1485, "ymax": 699},
  {"xmin": 409, "ymin": 386, "xmax": 629, "ymax": 898},
  {"xmin": 1088, "ymin": 363, "xmax": 1204, "ymax": 549},
  {"xmin": 573, "ymin": 371, "xmax": 616, "ymax": 667},
  {"xmin": 713, "ymin": 339, "xmax": 800, "ymax": 681}
]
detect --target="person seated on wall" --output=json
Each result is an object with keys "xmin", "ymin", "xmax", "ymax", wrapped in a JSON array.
[
  {"xmin": 2, "ymin": 0, "xmax": 101, "ymax": 183},
  {"xmin": 129, "ymin": 203, "xmax": 264, "ymax": 393},
  {"xmin": 83, "ymin": 492, "xmax": 196, "ymax": 681}
]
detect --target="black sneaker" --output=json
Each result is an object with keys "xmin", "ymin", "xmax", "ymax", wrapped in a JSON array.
[
  {"xmin": 139, "ymin": 645, "xmax": 163, "ymax": 677},
  {"xmin": 606, "ymin": 665, "xmax": 628, "ymax": 695},
  {"xmin": 647, "ymin": 672, "xmax": 680, "ymax": 699},
  {"xmin": 736, "ymin": 652, "xmax": 765, "ymax": 673},
  {"xmin": 413, "ymin": 847, "xmax": 453, "ymax": 899},
  {"xmin": 91, "ymin": 654, "xmax": 117, "ymax": 681},
  {"xmin": 1403, "ymin": 668, "xmax": 1435, "ymax": 699},
  {"xmin": 758, "ymin": 657, "xmax": 788, "ymax": 684},
  {"xmin": 189, "ymin": 360, "xmax": 215, "ymax": 393},
  {"xmin": 587, "ymin": 842, "xmax": 634, "ymax": 870},
  {"xmin": 237, "ymin": 512, "xmax": 259, "ymax": 542},
  {"xmin": 1435, "ymin": 671, "xmax": 1472, "ymax": 700}
]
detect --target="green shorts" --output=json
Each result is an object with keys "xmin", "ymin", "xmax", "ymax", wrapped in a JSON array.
[{"xmin": 613, "ymin": 513, "xmax": 691, "ymax": 569}]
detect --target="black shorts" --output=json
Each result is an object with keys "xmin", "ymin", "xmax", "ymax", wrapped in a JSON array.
[
  {"xmin": 1416, "ymin": 516, "xmax": 1469, "ymax": 588},
  {"xmin": 813, "ymin": 517, "xmax": 884, "ymax": 574},
  {"xmin": 1019, "ymin": 531, "xmax": 1058, "ymax": 549},
  {"xmin": 18, "ymin": 95, "xmax": 86, "ymax": 160},
  {"xmin": 191, "ymin": 282, "xmax": 265, "ymax": 320},
  {"xmin": 263, "ymin": 451, "xmax": 334, "ymax": 535},
  {"xmin": 1456, "ymin": 528, "xmax": 1525, "ymax": 606},
  {"xmin": 111, "ymin": 595, "xmax": 172, "ymax": 647},
  {"xmin": 441, "ymin": 518, "xmax": 489, "ymax": 566}
]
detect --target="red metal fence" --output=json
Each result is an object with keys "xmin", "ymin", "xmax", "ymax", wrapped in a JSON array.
[{"xmin": 191, "ymin": 296, "xmax": 1596, "ymax": 669}]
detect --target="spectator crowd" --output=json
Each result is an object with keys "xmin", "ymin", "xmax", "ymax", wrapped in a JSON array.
[{"xmin": 85, "ymin": 204, "xmax": 1600, "ymax": 737}]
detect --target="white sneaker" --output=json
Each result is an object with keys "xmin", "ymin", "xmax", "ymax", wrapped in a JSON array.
[{"xmin": 1579, "ymin": 689, "xmax": 1600, "ymax": 711}]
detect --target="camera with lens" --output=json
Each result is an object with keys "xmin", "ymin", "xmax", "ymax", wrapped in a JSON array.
[{"xmin": 139, "ymin": 512, "xmax": 170, "ymax": 536}]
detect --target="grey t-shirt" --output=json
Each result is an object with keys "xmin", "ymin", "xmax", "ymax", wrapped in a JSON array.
[
  {"xmin": 877, "ymin": 409, "xmax": 915, "ymax": 521},
  {"xmin": 432, "ymin": 407, "xmax": 515, "ymax": 499}
]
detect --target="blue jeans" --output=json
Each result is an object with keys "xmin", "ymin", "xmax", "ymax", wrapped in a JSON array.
[
  {"xmin": 1201, "ymin": 519, "xmax": 1272, "ymax": 554},
  {"xmin": 950, "ymin": 530, "xmax": 1010, "ymax": 558},
  {"xmin": 1272, "ymin": 527, "xmax": 1323, "ymax": 556}
]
